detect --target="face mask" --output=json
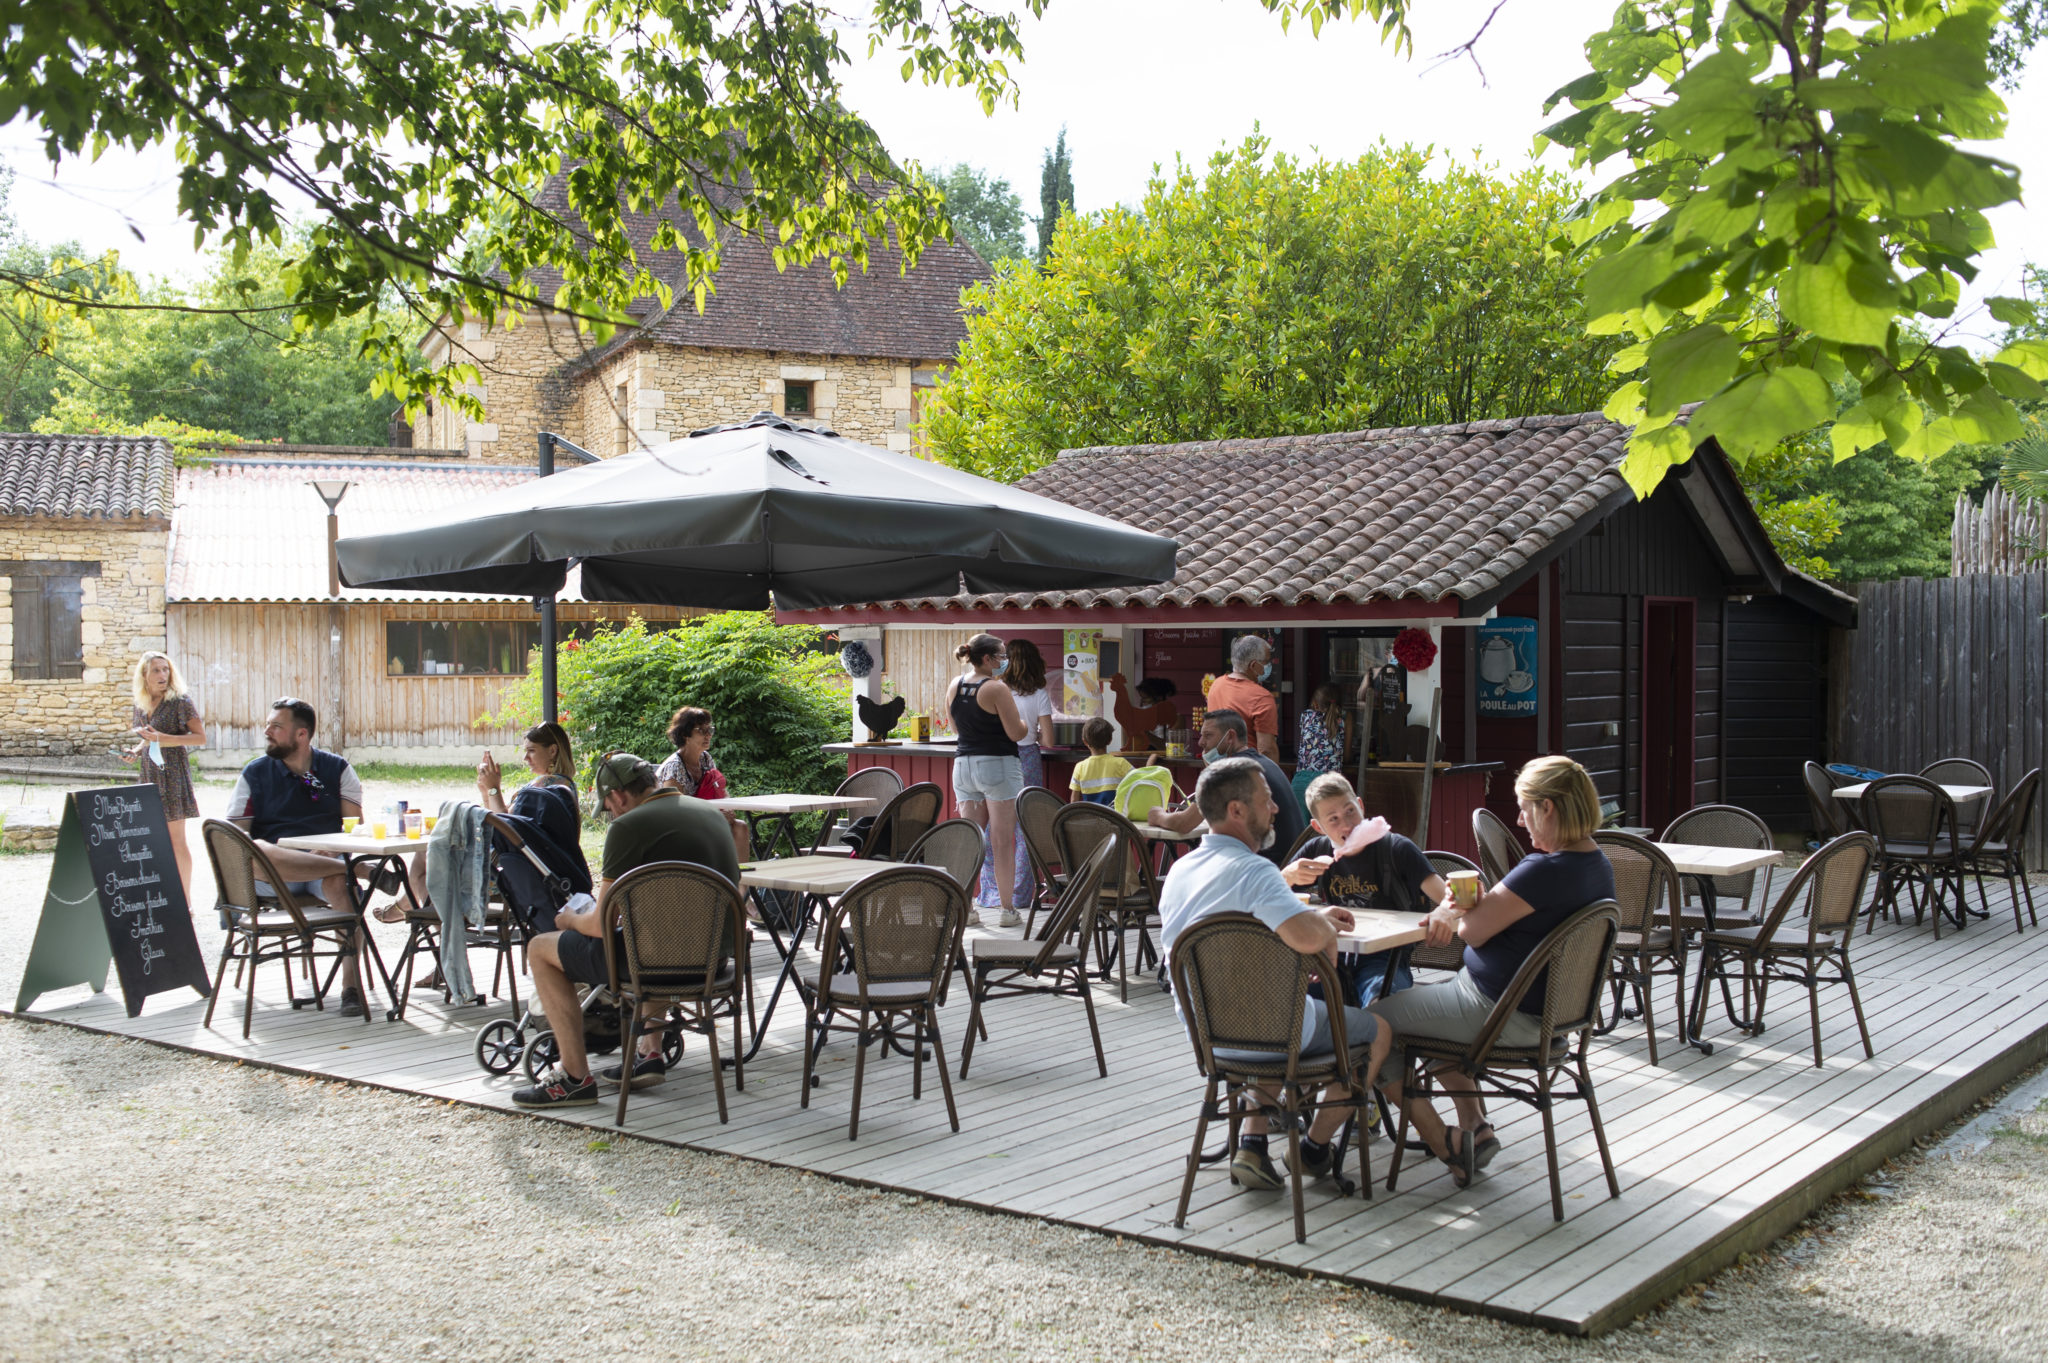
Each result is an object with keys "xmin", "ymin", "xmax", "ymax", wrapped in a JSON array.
[
  {"xmin": 994, "ymin": 658, "xmax": 1009, "ymax": 675},
  {"xmin": 1202, "ymin": 745, "xmax": 1223, "ymax": 766},
  {"xmin": 1259, "ymin": 661, "xmax": 1274, "ymax": 682}
]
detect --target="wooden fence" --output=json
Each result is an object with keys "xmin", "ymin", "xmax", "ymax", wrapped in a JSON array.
[
  {"xmin": 1833, "ymin": 572, "xmax": 2047, "ymax": 868},
  {"xmin": 1954, "ymin": 487, "xmax": 2048, "ymax": 576}
]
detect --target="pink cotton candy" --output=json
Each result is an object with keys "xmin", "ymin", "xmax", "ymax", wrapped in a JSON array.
[{"xmin": 1337, "ymin": 815, "xmax": 1391, "ymax": 858}]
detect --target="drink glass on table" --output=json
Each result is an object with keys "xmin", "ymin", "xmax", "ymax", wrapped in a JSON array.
[
  {"xmin": 424, "ymin": 813, "xmax": 438, "ymax": 834},
  {"xmin": 370, "ymin": 817, "xmax": 388, "ymax": 839},
  {"xmin": 404, "ymin": 811, "xmax": 425, "ymax": 839},
  {"xmin": 342, "ymin": 816, "xmax": 359, "ymax": 834}
]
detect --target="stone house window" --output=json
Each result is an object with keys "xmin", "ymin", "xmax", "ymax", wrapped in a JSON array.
[
  {"xmin": 784, "ymin": 380, "xmax": 814, "ymax": 417},
  {"xmin": 4, "ymin": 560, "xmax": 96, "ymax": 680}
]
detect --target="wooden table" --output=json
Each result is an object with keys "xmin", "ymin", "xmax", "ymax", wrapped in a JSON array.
[
  {"xmin": 706, "ymin": 794, "xmax": 875, "ymax": 861},
  {"xmin": 1334, "ymin": 909, "xmax": 1429, "ymax": 957},
  {"xmin": 733, "ymin": 855, "xmax": 894, "ymax": 1062},
  {"xmin": 1833, "ymin": 781, "xmax": 1993, "ymax": 804},
  {"xmin": 1652, "ymin": 841, "xmax": 1784, "ymax": 1053},
  {"xmin": 276, "ymin": 831, "xmax": 423, "ymax": 1021}
]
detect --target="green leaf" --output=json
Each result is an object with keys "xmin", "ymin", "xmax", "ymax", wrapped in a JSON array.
[
  {"xmin": 1690, "ymin": 367, "xmax": 1835, "ymax": 460},
  {"xmin": 1602, "ymin": 380, "xmax": 1645, "ymax": 425},
  {"xmin": 1620, "ymin": 421, "xmax": 1695, "ymax": 500},
  {"xmin": 1949, "ymin": 387, "xmax": 2023, "ymax": 446},
  {"xmin": 1993, "ymin": 340, "xmax": 2048, "ymax": 382},
  {"xmin": 1987, "ymin": 295, "xmax": 2035, "ymax": 327},
  {"xmin": 1831, "ymin": 402, "xmax": 1887, "ymax": 463},
  {"xmin": 1779, "ymin": 259, "xmax": 1897, "ymax": 347},
  {"xmin": 1985, "ymin": 361, "xmax": 2045, "ymax": 402},
  {"xmin": 1581, "ymin": 239, "xmax": 1674, "ymax": 322},
  {"xmin": 1644, "ymin": 325, "xmax": 1742, "ymax": 408},
  {"xmin": 1897, "ymin": 415, "xmax": 1959, "ymax": 463}
]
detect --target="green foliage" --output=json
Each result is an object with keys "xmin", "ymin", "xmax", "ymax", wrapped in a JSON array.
[
  {"xmin": 492, "ymin": 612, "xmax": 847, "ymax": 801},
  {"xmin": 935, "ymin": 163, "xmax": 1028, "ymax": 265},
  {"xmin": 927, "ymin": 136, "xmax": 1619, "ymax": 482},
  {"xmin": 1992, "ymin": 0, "xmax": 2048, "ymax": 85},
  {"xmin": 2003, "ymin": 428, "xmax": 2048, "ymax": 501},
  {"xmin": 4, "ymin": 0, "xmax": 1049, "ymax": 423},
  {"xmin": 1036, "ymin": 128, "xmax": 1074, "ymax": 265},
  {"xmin": 1545, "ymin": 1, "xmax": 2037, "ymax": 499},
  {"xmin": 27, "ymin": 411, "xmax": 250, "ymax": 466}
]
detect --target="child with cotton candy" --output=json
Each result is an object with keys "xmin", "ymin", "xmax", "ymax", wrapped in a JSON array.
[{"xmin": 1282, "ymin": 771, "xmax": 1449, "ymax": 1005}]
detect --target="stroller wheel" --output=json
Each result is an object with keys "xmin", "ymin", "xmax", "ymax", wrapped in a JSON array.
[
  {"xmin": 661, "ymin": 1022, "xmax": 686, "ymax": 1068},
  {"xmin": 523, "ymin": 1029, "xmax": 561, "ymax": 1082},
  {"xmin": 475, "ymin": 1020, "xmax": 524, "ymax": 1076}
]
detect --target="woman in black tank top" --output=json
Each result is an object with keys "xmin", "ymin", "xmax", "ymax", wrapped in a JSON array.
[{"xmin": 945, "ymin": 633, "xmax": 1029, "ymax": 926}]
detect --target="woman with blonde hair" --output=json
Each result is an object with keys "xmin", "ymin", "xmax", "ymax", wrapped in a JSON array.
[
  {"xmin": 1363, "ymin": 756, "xmax": 1613, "ymax": 1188},
  {"xmin": 125, "ymin": 651, "xmax": 205, "ymax": 907}
]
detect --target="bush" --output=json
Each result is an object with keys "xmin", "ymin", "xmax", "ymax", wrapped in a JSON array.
[{"xmin": 492, "ymin": 612, "xmax": 848, "ymax": 800}]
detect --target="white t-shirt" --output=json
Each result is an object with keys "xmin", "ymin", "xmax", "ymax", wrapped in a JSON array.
[{"xmin": 1012, "ymin": 687, "xmax": 1055, "ymax": 748}]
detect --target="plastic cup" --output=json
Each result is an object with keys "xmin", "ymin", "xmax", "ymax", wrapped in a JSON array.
[
  {"xmin": 424, "ymin": 814, "xmax": 438, "ymax": 834},
  {"xmin": 370, "ymin": 820, "xmax": 388, "ymax": 840},
  {"xmin": 404, "ymin": 811, "xmax": 425, "ymax": 839},
  {"xmin": 342, "ymin": 817, "xmax": 359, "ymax": 835}
]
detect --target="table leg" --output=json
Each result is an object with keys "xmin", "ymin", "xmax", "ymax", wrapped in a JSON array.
[
  {"xmin": 732, "ymin": 887, "xmax": 822, "ymax": 1065},
  {"xmin": 1681, "ymin": 876, "xmax": 1720, "ymax": 1055},
  {"xmin": 344, "ymin": 854, "xmax": 404, "ymax": 1023}
]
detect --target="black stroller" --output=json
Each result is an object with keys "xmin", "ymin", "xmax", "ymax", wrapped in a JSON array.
[{"xmin": 471, "ymin": 811, "xmax": 683, "ymax": 1081}]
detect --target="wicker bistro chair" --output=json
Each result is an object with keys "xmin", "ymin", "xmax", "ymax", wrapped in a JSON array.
[
  {"xmin": 855, "ymin": 782, "xmax": 944, "ymax": 862},
  {"xmin": 601, "ymin": 862, "xmax": 752, "ymax": 1127},
  {"xmin": 811, "ymin": 766, "xmax": 904, "ymax": 854},
  {"xmin": 1472, "ymin": 807, "xmax": 1526, "ymax": 887},
  {"xmin": 1804, "ymin": 762, "xmax": 1855, "ymax": 840},
  {"xmin": 1386, "ymin": 901, "xmax": 1624, "ymax": 1222},
  {"xmin": 1016, "ymin": 786, "xmax": 1068, "ymax": 937},
  {"xmin": 802, "ymin": 866, "xmax": 969, "ymax": 1139},
  {"xmin": 958, "ymin": 840, "xmax": 1120, "ymax": 1080},
  {"xmin": 1589, "ymin": 833, "xmax": 1688, "ymax": 1066},
  {"xmin": 1169, "ymin": 913, "xmax": 1377, "ymax": 1245},
  {"xmin": 1685, "ymin": 833, "xmax": 1879, "ymax": 1068},
  {"xmin": 1958, "ymin": 768, "xmax": 2041, "ymax": 933},
  {"xmin": 906, "ymin": 818, "xmax": 989, "ymax": 1005},
  {"xmin": 1860, "ymin": 775, "xmax": 1967, "ymax": 936},
  {"xmin": 1416, "ymin": 851, "xmax": 1482, "ymax": 976},
  {"xmin": 1661, "ymin": 804, "xmax": 1776, "ymax": 928},
  {"xmin": 200, "ymin": 819, "xmax": 363, "ymax": 1039},
  {"xmin": 1052, "ymin": 801, "xmax": 1162, "ymax": 1003},
  {"xmin": 1919, "ymin": 758, "xmax": 1995, "ymax": 842}
]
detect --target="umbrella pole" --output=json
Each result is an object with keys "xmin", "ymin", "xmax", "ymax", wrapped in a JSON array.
[{"xmin": 535, "ymin": 431, "xmax": 600, "ymax": 728}]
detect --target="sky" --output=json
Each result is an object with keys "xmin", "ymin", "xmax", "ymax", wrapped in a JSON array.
[{"xmin": 6, "ymin": 0, "xmax": 2048, "ymax": 344}]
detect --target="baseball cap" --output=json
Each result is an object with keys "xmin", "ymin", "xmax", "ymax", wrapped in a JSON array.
[{"xmin": 592, "ymin": 751, "xmax": 655, "ymax": 801}]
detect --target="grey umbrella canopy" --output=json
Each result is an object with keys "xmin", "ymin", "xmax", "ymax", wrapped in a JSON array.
[{"xmin": 335, "ymin": 414, "xmax": 1177, "ymax": 608}]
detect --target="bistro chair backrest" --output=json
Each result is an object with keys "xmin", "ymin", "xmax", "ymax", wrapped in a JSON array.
[
  {"xmin": 1751, "ymin": 832, "xmax": 1877, "ymax": 943},
  {"xmin": 201, "ymin": 818, "xmax": 320, "ymax": 930},
  {"xmin": 1661, "ymin": 803, "xmax": 1774, "ymax": 905},
  {"xmin": 1052, "ymin": 801, "xmax": 1152, "ymax": 900},
  {"xmin": 605, "ymin": 862, "xmax": 744, "ymax": 999},
  {"xmin": 1017, "ymin": 786, "xmax": 1066, "ymax": 880},
  {"xmin": 834, "ymin": 766, "xmax": 904, "ymax": 819},
  {"xmin": 1281, "ymin": 824, "xmax": 1320, "ymax": 865},
  {"xmin": 1029, "ymin": 840, "xmax": 1120, "ymax": 970},
  {"xmin": 860, "ymin": 782, "xmax": 944, "ymax": 861},
  {"xmin": 1590, "ymin": 831, "xmax": 1682, "ymax": 937},
  {"xmin": 1859, "ymin": 775, "xmax": 1954, "ymax": 852},
  {"xmin": 1972, "ymin": 768, "xmax": 2041, "ymax": 856},
  {"xmin": 904, "ymin": 818, "xmax": 987, "ymax": 893},
  {"xmin": 1471, "ymin": 807, "xmax": 1526, "ymax": 887},
  {"xmin": 1918, "ymin": 758, "xmax": 1993, "ymax": 790},
  {"xmin": 1804, "ymin": 762, "xmax": 1853, "ymax": 839},
  {"xmin": 1469, "ymin": 901, "xmax": 1621, "ymax": 1064},
  {"xmin": 831, "ymin": 866, "xmax": 966, "ymax": 1002},
  {"xmin": 1169, "ymin": 912, "xmax": 1315, "ymax": 1078}
]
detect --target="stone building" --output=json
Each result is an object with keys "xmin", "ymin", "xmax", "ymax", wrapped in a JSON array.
[
  {"xmin": 0, "ymin": 433, "xmax": 173, "ymax": 760},
  {"xmin": 410, "ymin": 202, "xmax": 991, "ymax": 463}
]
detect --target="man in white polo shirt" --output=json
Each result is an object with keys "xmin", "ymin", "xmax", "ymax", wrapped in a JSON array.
[{"xmin": 1159, "ymin": 756, "xmax": 1393, "ymax": 1191}]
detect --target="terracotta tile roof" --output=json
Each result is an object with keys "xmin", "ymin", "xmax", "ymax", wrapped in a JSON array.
[
  {"xmin": 0, "ymin": 433, "xmax": 174, "ymax": 521},
  {"xmin": 860, "ymin": 412, "xmax": 1636, "ymax": 615},
  {"xmin": 168, "ymin": 459, "xmax": 608, "ymax": 603}
]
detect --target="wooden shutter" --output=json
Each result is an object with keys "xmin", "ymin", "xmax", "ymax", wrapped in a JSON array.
[
  {"xmin": 46, "ymin": 577, "xmax": 84, "ymax": 679},
  {"xmin": 11, "ymin": 584, "xmax": 49, "ymax": 679}
]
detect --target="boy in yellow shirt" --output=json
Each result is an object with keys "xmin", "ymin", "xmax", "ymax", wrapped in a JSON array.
[{"xmin": 1069, "ymin": 718, "xmax": 1131, "ymax": 805}]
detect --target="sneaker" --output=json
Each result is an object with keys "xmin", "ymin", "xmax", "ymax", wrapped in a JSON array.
[
  {"xmin": 1290, "ymin": 1138, "xmax": 1335, "ymax": 1181},
  {"xmin": 512, "ymin": 1069, "xmax": 599, "ymax": 1108},
  {"xmin": 337, "ymin": 987, "xmax": 365, "ymax": 1018},
  {"xmin": 965, "ymin": 909, "xmax": 984, "ymax": 928},
  {"xmin": 599, "ymin": 1053, "xmax": 668, "ymax": 1089},
  {"xmin": 1230, "ymin": 1144, "xmax": 1285, "ymax": 1191},
  {"xmin": 999, "ymin": 908, "xmax": 1024, "ymax": 929}
]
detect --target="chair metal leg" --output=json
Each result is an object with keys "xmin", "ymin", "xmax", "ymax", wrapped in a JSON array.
[
  {"xmin": 1538, "ymin": 1069, "xmax": 1564, "ymax": 1222},
  {"xmin": 704, "ymin": 1009, "xmax": 729, "ymax": 1124},
  {"xmin": 1578, "ymin": 1047, "xmax": 1621, "ymax": 1201},
  {"xmin": 927, "ymin": 1010, "xmax": 960, "ymax": 1132},
  {"xmin": 1284, "ymin": 1091, "xmax": 1306, "ymax": 1244},
  {"xmin": 847, "ymin": 1015, "xmax": 868, "ymax": 1140},
  {"xmin": 1840, "ymin": 952, "xmax": 1874, "ymax": 1059},
  {"xmin": 1807, "ymin": 969, "xmax": 1826, "ymax": 1069},
  {"xmin": 242, "ymin": 934, "xmax": 260, "ymax": 1039},
  {"xmin": 1175, "ymin": 1078, "xmax": 1218, "ymax": 1228},
  {"xmin": 911, "ymin": 1009, "xmax": 925, "ymax": 1100},
  {"xmin": 959, "ymin": 969, "xmax": 986, "ymax": 1080},
  {"xmin": 1077, "ymin": 971, "xmax": 1108, "ymax": 1078},
  {"xmin": 1639, "ymin": 956, "xmax": 1660, "ymax": 1067},
  {"xmin": 615, "ymin": 998, "xmax": 636, "ymax": 1127},
  {"xmin": 203, "ymin": 934, "xmax": 234, "ymax": 1031}
]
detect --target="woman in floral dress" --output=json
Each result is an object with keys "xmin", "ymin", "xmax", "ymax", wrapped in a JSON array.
[{"xmin": 126, "ymin": 651, "xmax": 206, "ymax": 908}]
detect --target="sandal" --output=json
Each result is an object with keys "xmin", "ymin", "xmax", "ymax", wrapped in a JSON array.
[
  {"xmin": 1440, "ymin": 1127, "xmax": 1476, "ymax": 1189},
  {"xmin": 1470, "ymin": 1122, "xmax": 1501, "ymax": 1171},
  {"xmin": 372, "ymin": 901, "xmax": 409, "ymax": 924}
]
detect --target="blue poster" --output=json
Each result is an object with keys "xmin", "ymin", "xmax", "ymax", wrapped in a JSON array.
[{"xmin": 1476, "ymin": 617, "xmax": 1537, "ymax": 717}]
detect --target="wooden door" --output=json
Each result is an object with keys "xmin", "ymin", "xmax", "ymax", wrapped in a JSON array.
[{"xmin": 1640, "ymin": 597, "xmax": 1697, "ymax": 832}]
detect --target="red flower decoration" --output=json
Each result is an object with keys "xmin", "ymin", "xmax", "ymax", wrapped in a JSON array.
[{"xmin": 1393, "ymin": 627, "xmax": 1437, "ymax": 672}]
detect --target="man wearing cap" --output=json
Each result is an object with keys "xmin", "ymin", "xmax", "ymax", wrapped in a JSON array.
[{"xmin": 513, "ymin": 752, "xmax": 741, "ymax": 1107}]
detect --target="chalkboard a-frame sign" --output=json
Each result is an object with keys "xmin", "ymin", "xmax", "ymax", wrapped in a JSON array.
[{"xmin": 14, "ymin": 785, "xmax": 212, "ymax": 1017}]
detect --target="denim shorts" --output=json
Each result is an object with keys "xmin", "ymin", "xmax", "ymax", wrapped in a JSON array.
[
  {"xmin": 253, "ymin": 878, "xmax": 323, "ymax": 900},
  {"xmin": 953, "ymin": 754, "xmax": 1023, "ymax": 803},
  {"xmin": 1214, "ymin": 999, "xmax": 1378, "ymax": 1065}
]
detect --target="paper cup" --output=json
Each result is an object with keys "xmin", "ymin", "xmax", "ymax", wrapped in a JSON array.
[{"xmin": 1447, "ymin": 869, "xmax": 1482, "ymax": 911}]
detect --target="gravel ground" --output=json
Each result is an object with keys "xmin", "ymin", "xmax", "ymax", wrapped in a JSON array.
[{"xmin": 4, "ymin": 774, "xmax": 2047, "ymax": 1359}]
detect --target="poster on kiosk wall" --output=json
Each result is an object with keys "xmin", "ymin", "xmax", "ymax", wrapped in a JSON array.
[
  {"xmin": 1063, "ymin": 629, "xmax": 1102, "ymax": 716},
  {"xmin": 1476, "ymin": 617, "xmax": 1539, "ymax": 717}
]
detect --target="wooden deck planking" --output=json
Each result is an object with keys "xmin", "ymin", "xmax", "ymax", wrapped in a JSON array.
[{"xmin": 13, "ymin": 882, "xmax": 2048, "ymax": 1336}]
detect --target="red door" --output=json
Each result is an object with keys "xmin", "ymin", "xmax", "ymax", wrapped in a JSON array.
[{"xmin": 1640, "ymin": 598, "xmax": 1697, "ymax": 833}]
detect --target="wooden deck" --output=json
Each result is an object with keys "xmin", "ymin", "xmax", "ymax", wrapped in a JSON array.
[{"xmin": 13, "ymin": 882, "xmax": 2048, "ymax": 1335}]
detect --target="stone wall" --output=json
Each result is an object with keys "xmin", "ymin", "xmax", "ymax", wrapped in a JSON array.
[
  {"xmin": 0, "ymin": 519, "xmax": 170, "ymax": 759},
  {"xmin": 413, "ymin": 313, "xmax": 951, "ymax": 461}
]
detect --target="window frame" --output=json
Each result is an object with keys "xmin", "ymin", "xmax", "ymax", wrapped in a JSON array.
[
  {"xmin": 4, "ymin": 559, "xmax": 97, "ymax": 681},
  {"xmin": 783, "ymin": 380, "xmax": 814, "ymax": 417}
]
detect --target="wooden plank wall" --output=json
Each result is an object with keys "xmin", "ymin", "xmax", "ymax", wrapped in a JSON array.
[
  {"xmin": 1723, "ymin": 596, "xmax": 1830, "ymax": 832},
  {"xmin": 1834, "ymin": 572, "xmax": 2048, "ymax": 866}
]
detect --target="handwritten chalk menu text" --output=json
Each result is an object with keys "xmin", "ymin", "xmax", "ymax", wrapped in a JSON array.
[{"xmin": 78, "ymin": 785, "xmax": 211, "ymax": 1016}]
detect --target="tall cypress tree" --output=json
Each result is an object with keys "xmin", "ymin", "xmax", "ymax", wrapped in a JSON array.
[{"xmin": 1036, "ymin": 127, "xmax": 1073, "ymax": 265}]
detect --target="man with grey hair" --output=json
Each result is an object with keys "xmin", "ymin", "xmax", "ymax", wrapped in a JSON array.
[
  {"xmin": 1146, "ymin": 708, "xmax": 1303, "ymax": 864},
  {"xmin": 1158, "ymin": 756, "xmax": 1391, "ymax": 1190},
  {"xmin": 1204, "ymin": 634, "xmax": 1279, "ymax": 759}
]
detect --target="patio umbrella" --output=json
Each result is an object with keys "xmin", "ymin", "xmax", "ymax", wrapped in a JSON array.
[{"xmin": 335, "ymin": 413, "xmax": 1178, "ymax": 607}]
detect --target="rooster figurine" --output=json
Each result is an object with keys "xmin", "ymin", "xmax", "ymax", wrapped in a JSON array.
[{"xmin": 856, "ymin": 693, "xmax": 907, "ymax": 743}]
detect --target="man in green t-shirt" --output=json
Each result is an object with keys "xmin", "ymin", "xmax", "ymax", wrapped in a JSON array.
[{"xmin": 514, "ymin": 752, "xmax": 741, "ymax": 1108}]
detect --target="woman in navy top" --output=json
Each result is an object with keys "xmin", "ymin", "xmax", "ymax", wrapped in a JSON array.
[{"xmin": 1367, "ymin": 756, "xmax": 1614, "ymax": 1188}]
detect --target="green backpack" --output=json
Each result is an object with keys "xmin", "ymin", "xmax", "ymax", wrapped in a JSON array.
[{"xmin": 1112, "ymin": 765, "xmax": 1178, "ymax": 824}]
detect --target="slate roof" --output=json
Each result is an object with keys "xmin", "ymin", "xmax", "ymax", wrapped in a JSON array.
[
  {"xmin": 852, "ymin": 412, "xmax": 1639, "ymax": 616},
  {"xmin": 169, "ymin": 460, "xmax": 604, "ymax": 603},
  {"xmin": 514, "ymin": 173, "xmax": 991, "ymax": 363},
  {"xmin": 0, "ymin": 433, "xmax": 175, "ymax": 522}
]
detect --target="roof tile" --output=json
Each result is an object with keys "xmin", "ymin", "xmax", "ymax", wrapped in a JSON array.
[{"xmin": 0, "ymin": 433, "xmax": 174, "ymax": 520}]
